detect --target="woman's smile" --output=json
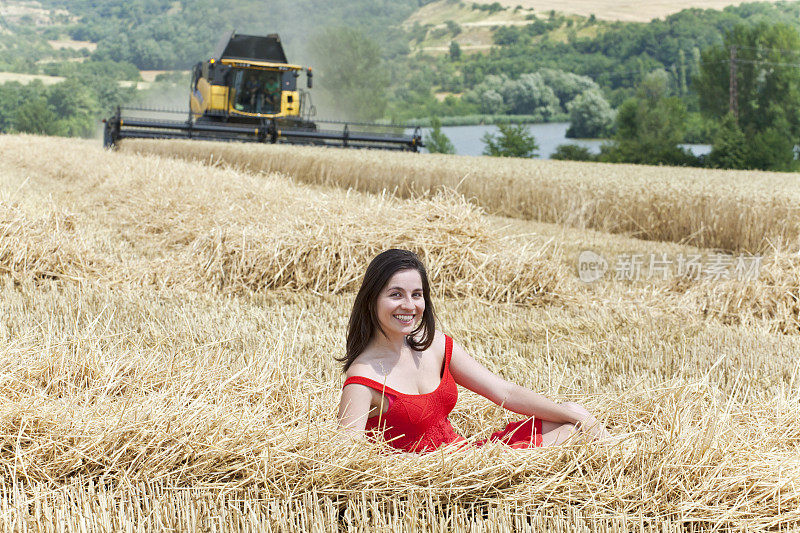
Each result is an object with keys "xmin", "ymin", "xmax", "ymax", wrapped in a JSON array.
[{"xmin": 393, "ymin": 313, "xmax": 415, "ymax": 325}]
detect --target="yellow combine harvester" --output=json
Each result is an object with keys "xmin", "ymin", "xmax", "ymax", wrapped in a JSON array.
[{"xmin": 104, "ymin": 32, "xmax": 422, "ymax": 151}]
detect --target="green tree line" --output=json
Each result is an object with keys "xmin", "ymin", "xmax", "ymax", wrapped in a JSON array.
[
  {"xmin": 543, "ymin": 21, "xmax": 800, "ymax": 171},
  {"xmin": 0, "ymin": 67, "xmax": 138, "ymax": 137}
]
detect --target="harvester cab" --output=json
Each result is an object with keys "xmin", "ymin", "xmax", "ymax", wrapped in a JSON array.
[
  {"xmin": 103, "ymin": 32, "xmax": 422, "ymax": 151},
  {"xmin": 190, "ymin": 32, "xmax": 313, "ymax": 127}
]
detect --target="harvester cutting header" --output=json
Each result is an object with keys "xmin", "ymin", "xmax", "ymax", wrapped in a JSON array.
[{"xmin": 104, "ymin": 32, "xmax": 422, "ymax": 151}]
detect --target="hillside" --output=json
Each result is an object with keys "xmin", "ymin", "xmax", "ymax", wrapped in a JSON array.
[
  {"xmin": 492, "ymin": 0, "xmax": 786, "ymax": 22},
  {"xmin": 2, "ymin": 134, "xmax": 799, "ymax": 529},
  {"xmin": 404, "ymin": 0, "xmax": 790, "ymax": 55}
]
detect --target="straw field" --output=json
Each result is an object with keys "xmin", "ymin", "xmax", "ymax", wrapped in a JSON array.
[
  {"xmin": 126, "ymin": 139, "xmax": 800, "ymax": 254},
  {"xmin": 1, "ymin": 134, "xmax": 800, "ymax": 531}
]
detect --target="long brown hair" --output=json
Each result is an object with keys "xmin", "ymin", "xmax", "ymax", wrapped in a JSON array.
[{"xmin": 339, "ymin": 249, "xmax": 436, "ymax": 372}]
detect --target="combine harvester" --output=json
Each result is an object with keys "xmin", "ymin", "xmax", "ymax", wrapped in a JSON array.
[{"xmin": 103, "ymin": 32, "xmax": 423, "ymax": 151}]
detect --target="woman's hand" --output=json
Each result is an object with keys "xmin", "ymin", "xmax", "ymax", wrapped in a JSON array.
[{"xmin": 561, "ymin": 402, "xmax": 613, "ymax": 441}]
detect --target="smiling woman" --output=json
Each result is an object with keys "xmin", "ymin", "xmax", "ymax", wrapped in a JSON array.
[{"xmin": 336, "ymin": 249, "xmax": 613, "ymax": 452}]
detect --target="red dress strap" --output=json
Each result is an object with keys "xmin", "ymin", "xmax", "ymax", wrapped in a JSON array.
[
  {"xmin": 342, "ymin": 375, "xmax": 402, "ymax": 397},
  {"xmin": 444, "ymin": 334, "xmax": 453, "ymax": 373}
]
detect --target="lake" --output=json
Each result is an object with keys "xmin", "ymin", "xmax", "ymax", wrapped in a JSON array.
[{"xmin": 422, "ymin": 122, "xmax": 711, "ymax": 159}]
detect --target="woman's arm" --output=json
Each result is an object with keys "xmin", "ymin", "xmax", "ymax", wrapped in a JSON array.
[
  {"xmin": 337, "ymin": 383, "xmax": 374, "ymax": 439},
  {"xmin": 449, "ymin": 339, "xmax": 584, "ymax": 426}
]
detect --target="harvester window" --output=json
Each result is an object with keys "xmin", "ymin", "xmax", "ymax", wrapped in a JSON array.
[{"xmin": 232, "ymin": 69, "xmax": 281, "ymax": 115}]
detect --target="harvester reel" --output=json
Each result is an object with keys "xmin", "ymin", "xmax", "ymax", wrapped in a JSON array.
[{"xmin": 190, "ymin": 78, "xmax": 211, "ymax": 118}]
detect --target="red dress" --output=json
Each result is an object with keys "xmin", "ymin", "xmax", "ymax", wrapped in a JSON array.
[{"xmin": 342, "ymin": 335, "xmax": 543, "ymax": 453}]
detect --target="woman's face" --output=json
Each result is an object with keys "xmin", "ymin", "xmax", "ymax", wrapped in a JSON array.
[{"xmin": 375, "ymin": 269, "xmax": 425, "ymax": 338}]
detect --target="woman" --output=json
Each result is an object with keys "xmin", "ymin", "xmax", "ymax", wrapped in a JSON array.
[{"xmin": 337, "ymin": 249, "xmax": 611, "ymax": 452}]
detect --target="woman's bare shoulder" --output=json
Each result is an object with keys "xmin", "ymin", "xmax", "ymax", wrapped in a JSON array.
[
  {"xmin": 435, "ymin": 329, "xmax": 448, "ymax": 345},
  {"xmin": 432, "ymin": 329, "xmax": 446, "ymax": 341},
  {"xmin": 344, "ymin": 347, "xmax": 383, "ymax": 381},
  {"xmin": 429, "ymin": 329, "xmax": 450, "ymax": 351}
]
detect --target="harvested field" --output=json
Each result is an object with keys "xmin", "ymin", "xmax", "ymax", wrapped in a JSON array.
[
  {"xmin": 0, "ymin": 136, "xmax": 562, "ymax": 301},
  {"xmin": 126, "ymin": 139, "xmax": 800, "ymax": 254},
  {"xmin": 1, "ymin": 134, "xmax": 800, "ymax": 531},
  {"xmin": 0, "ymin": 71, "xmax": 65, "ymax": 86},
  {"xmin": 0, "ymin": 2, "xmax": 70, "ymax": 25},
  {"xmin": 491, "ymin": 0, "xmax": 785, "ymax": 22},
  {"xmin": 47, "ymin": 39, "xmax": 96, "ymax": 51}
]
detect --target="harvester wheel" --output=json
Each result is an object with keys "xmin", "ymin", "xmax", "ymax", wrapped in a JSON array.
[{"xmin": 103, "ymin": 121, "xmax": 116, "ymax": 149}]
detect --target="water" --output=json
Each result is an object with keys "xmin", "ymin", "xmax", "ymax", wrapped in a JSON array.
[{"xmin": 421, "ymin": 122, "xmax": 711, "ymax": 159}]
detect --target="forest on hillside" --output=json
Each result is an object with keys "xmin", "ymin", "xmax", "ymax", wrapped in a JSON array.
[{"xmin": 1, "ymin": 0, "xmax": 800, "ymax": 169}]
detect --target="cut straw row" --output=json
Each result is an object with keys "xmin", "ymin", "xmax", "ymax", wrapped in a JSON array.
[{"xmin": 125, "ymin": 138, "xmax": 800, "ymax": 254}]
